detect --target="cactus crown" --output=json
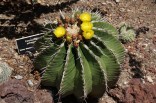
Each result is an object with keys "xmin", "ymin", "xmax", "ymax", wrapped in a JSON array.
[{"xmin": 34, "ymin": 9, "xmax": 125, "ymax": 100}]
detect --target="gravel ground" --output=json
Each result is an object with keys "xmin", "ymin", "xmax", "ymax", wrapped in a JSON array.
[{"xmin": 0, "ymin": 0, "xmax": 156, "ymax": 103}]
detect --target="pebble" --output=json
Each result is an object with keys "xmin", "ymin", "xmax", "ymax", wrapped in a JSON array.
[
  {"xmin": 146, "ymin": 76, "xmax": 153, "ymax": 83},
  {"xmin": 123, "ymin": 81, "xmax": 128, "ymax": 85},
  {"xmin": 14, "ymin": 75, "xmax": 23, "ymax": 80},
  {"xmin": 27, "ymin": 80, "xmax": 34, "ymax": 87},
  {"xmin": 115, "ymin": 0, "xmax": 120, "ymax": 3}
]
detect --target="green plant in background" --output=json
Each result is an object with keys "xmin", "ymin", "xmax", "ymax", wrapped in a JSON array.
[
  {"xmin": 33, "ymin": 9, "xmax": 125, "ymax": 100},
  {"xmin": 0, "ymin": 62, "xmax": 12, "ymax": 84},
  {"xmin": 119, "ymin": 23, "xmax": 136, "ymax": 42}
]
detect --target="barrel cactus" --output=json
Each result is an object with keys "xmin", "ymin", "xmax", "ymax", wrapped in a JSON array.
[{"xmin": 34, "ymin": 9, "xmax": 125, "ymax": 100}]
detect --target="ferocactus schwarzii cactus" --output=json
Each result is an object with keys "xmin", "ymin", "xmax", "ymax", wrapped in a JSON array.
[
  {"xmin": 0, "ymin": 62, "xmax": 12, "ymax": 84},
  {"xmin": 34, "ymin": 9, "xmax": 125, "ymax": 99}
]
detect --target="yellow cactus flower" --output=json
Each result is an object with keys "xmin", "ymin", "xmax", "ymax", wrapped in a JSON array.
[
  {"xmin": 81, "ymin": 22, "xmax": 93, "ymax": 31},
  {"xmin": 53, "ymin": 26, "xmax": 66, "ymax": 38},
  {"xmin": 79, "ymin": 12, "xmax": 91, "ymax": 22},
  {"xmin": 83, "ymin": 30, "xmax": 94, "ymax": 40}
]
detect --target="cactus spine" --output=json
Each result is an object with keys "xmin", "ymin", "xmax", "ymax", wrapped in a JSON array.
[{"xmin": 34, "ymin": 9, "xmax": 125, "ymax": 99}]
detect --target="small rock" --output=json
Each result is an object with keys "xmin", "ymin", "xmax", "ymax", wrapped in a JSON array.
[
  {"xmin": 19, "ymin": 66, "xmax": 24, "ymax": 68},
  {"xmin": 27, "ymin": 80, "xmax": 34, "ymax": 87},
  {"xmin": 0, "ymin": 62, "xmax": 12, "ymax": 84},
  {"xmin": 14, "ymin": 75, "xmax": 23, "ymax": 80},
  {"xmin": 124, "ymin": 81, "xmax": 128, "ymax": 85},
  {"xmin": 146, "ymin": 76, "xmax": 153, "ymax": 83},
  {"xmin": 115, "ymin": 0, "xmax": 120, "ymax": 3},
  {"xmin": 99, "ymin": 93, "xmax": 116, "ymax": 103}
]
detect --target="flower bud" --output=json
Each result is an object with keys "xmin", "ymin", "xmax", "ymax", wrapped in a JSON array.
[
  {"xmin": 78, "ymin": 35, "xmax": 83, "ymax": 41},
  {"xmin": 65, "ymin": 16, "xmax": 70, "ymax": 23},
  {"xmin": 70, "ymin": 18, "xmax": 75, "ymax": 24},
  {"xmin": 74, "ymin": 41, "xmax": 79, "ymax": 48},
  {"xmin": 72, "ymin": 34, "xmax": 78, "ymax": 40},
  {"xmin": 66, "ymin": 35, "xmax": 72, "ymax": 42}
]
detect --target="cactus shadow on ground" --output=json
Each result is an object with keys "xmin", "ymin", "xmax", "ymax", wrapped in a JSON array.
[{"xmin": 0, "ymin": 0, "xmax": 79, "ymax": 39}]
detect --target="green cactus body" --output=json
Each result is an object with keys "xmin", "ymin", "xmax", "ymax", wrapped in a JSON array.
[{"xmin": 34, "ymin": 10, "xmax": 125, "ymax": 99}]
